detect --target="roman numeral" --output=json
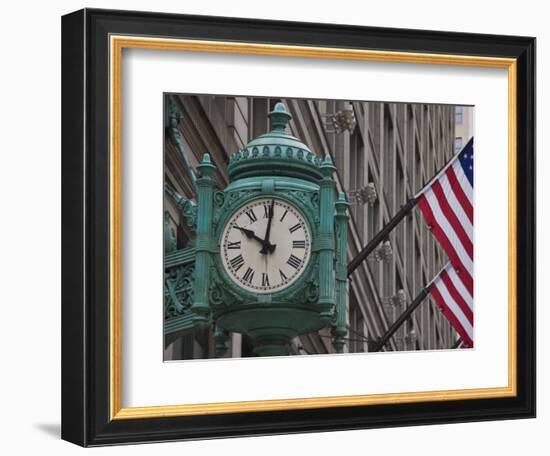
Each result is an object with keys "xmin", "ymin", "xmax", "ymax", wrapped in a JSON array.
[
  {"xmin": 263, "ymin": 203, "xmax": 270, "ymax": 218},
  {"xmin": 279, "ymin": 209, "xmax": 288, "ymax": 222},
  {"xmin": 244, "ymin": 209, "xmax": 257, "ymax": 223},
  {"xmin": 242, "ymin": 267, "xmax": 255, "ymax": 284},
  {"xmin": 227, "ymin": 241, "xmax": 241, "ymax": 249},
  {"xmin": 229, "ymin": 254, "xmax": 245, "ymax": 271},
  {"xmin": 292, "ymin": 240, "xmax": 306, "ymax": 249},
  {"xmin": 261, "ymin": 273, "xmax": 270, "ymax": 287},
  {"xmin": 287, "ymin": 254, "xmax": 302, "ymax": 269},
  {"xmin": 288, "ymin": 223, "xmax": 301, "ymax": 233},
  {"xmin": 279, "ymin": 269, "xmax": 288, "ymax": 282}
]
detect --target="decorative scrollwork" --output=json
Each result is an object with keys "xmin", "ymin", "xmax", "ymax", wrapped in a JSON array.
[
  {"xmin": 180, "ymin": 199, "xmax": 197, "ymax": 230},
  {"xmin": 288, "ymin": 190, "xmax": 307, "ymax": 205},
  {"xmin": 329, "ymin": 306, "xmax": 339, "ymax": 327},
  {"xmin": 214, "ymin": 190, "xmax": 225, "ymax": 208},
  {"xmin": 208, "ymin": 267, "xmax": 243, "ymax": 310},
  {"xmin": 209, "ymin": 285, "xmax": 224, "ymax": 307},
  {"xmin": 310, "ymin": 191, "xmax": 320, "ymax": 209},
  {"xmin": 164, "ymin": 263, "xmax": 195, "ymax": 320},
  {"xmin": 225, "ymin": 190, "xmax": 260, "ymax": 210},
  {"xmin": 305, "ymin": 262, "xmax": 320, "ymax": 303},
  {"xmin": 306, "ymin": 279, "xmax": 320, "ymax": 303},
  {"xmin": 164, "ymin": 212, "xmax": 177, "ymax": 253}
]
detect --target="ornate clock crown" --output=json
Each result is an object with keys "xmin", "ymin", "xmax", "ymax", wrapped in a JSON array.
[{"xmin": 227, "ymin": 102, "xmax": 324, "ymax": 183}]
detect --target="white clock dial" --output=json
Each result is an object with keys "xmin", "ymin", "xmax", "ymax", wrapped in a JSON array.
[{"xmin": 220, "ymin": 197, "xmax": 312, "ymax": 294}]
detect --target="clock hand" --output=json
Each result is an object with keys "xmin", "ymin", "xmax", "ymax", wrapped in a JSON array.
[
  {"xmin": 260, "ymin": 200, "xmax": 276, "ymax": 254},
  {"xmin": 234, "ymin": 225, "xmax": 276, "ymax": 251}
]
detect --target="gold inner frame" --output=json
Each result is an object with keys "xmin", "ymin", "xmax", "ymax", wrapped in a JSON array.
[{"xmin": 109, "ymin": 35, "xmax": 518, "ymax": 420}]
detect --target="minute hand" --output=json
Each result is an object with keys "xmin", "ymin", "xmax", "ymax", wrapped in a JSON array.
[{"xmin": 260, "ymin": 200, "xmax": 276, "ymax": 254}]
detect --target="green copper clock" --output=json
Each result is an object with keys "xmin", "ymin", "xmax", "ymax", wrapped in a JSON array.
[{"xmin": 163, "ymin": 101, "xmax": 350, "ymax": 356}]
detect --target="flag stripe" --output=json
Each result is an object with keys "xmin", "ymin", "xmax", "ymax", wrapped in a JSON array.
[
  {"xmin": 439, "ymin": 173, "xmax": 473, "ymax": 239},
  {"xmin": 446, "ymin": 165, "xmax": 473, "ymax": 223},
  {"xmin": 417, "ymin": 197, "xmax": 474, "ymax": 294},
  {"xmin": 431, "ymin": 180, "xmax": 473, "ymax": 258},
  {"xmin": 430, "ymin": 280, "xmax": 473, "ymax": 347},
  {"xmin": 440, "ymin": 270, "xmax": 473, "ymax": 324},
  {"xmin": 431, "ymin": 279, "xmax": 473, "ymax": 339},
  {"xmin": 423, "ymin": 189, "xmax": 473, "ymax": 268},
  {"xmin": 447, "ymin": 265, "xmax": 473, "ymax": 310},
  {"xmin": 420, "ymin": 191, "xmax": 474, "ymax": 275}
]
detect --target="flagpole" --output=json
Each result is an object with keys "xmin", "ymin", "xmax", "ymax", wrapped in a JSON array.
[
  {"xmin": 370, "ymin": 263, "xmax": 450, "ymax": 352},
  {"xmin": 451, "ymin": 338, "xmax": 463, "ymax": 349},
  {"xmin": 347, "ymin": 197, "xmax": 417, "ymax": 276},
  {"xmin": 370, "ymin": 288, "xmax": 429, "ymax": 352}
]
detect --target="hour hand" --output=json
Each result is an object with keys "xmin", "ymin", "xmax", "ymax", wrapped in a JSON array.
[
  {"xmin": 235, "ymin": 225, "xmax": 276, "ymax": 252},
  {"xmin": 235, "ymin": 226, "xmax": 266, "ymax": 245}
]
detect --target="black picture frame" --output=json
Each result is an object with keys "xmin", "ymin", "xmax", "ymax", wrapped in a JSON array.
[{"xmin": 62, "ymin": 8, "xmax": 535, "ymax": 447}]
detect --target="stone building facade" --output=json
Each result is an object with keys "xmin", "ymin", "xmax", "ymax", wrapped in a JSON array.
[{"xmin": 164, "ymin": 94, "xmax": 473, "ymax": 359}]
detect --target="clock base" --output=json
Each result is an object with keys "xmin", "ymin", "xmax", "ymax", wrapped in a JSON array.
[
  {"xmin": 215, "ymin": 305, "xmax": 328, "ymax": 356},
  {"xmin": 252, "ymin": 335, "xmax": 292, "ymax": 357}
]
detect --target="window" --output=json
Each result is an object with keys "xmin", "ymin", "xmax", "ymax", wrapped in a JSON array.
[
  {"xmin": 383, "ymin": 105, "xmax": 395, "ymax": 209},
  {"xmin": 414, "ymin": 238, "xmax": 421, "ymax": 295},
  {"xmin": 455, "ymin": 106, "xmax": 463, "ymax": 124},
  {"xmin": 369, "ymin": 103, "xmax": 381, "ymax": 163},
  {"xmin": 415, "ymin": 138, "xmax": 422, "ymax": 193},
  {"xmin": 350, "ymin": 131, "xmax": 365, "ymax": 238},
  {"xmin": 367, "ymin": 168, "xmax": 377, "ymax": 241},
  {"xmin": 454, "ymin": 137, "xmax": 463, "ymax": 153},
  {"xmin": 396, "ymin": 153, "xmax": 405, "ymax": 249}
]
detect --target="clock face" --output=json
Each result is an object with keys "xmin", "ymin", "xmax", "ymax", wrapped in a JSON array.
[{"xmin": 220, "ymin": 197, "xmax": 312, "ymax": 294}]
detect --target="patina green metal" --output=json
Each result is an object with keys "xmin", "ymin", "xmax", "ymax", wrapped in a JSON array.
[
  {"xmin": 164, "ymin": 246, "xmax": 197, "ymax": 341},
  {"xmin": 190, "ymin": 154, "xmax": 216, "ymax": 327},
  {"xmin": 213, "ymin": 325, "xmax": 230, "ymax": 357},
  {"xmin": 332, "ymin": 192, "xmax": 350, "ymax": 352},
  {"xmin": 227, "ymin": 103, "xmax": 323, "ymax": 183},
  {"xmin": 164, "ymin": 184, "xmax": 197, "ymax": 230},
  {"xmin": 317, "ymin": 154, "xmax": 337, "ymax": 321},
  {"xmin": 164, "ymin": 211, "xmax": 177, "ymax": 253},
  {"xmin": 164, "ymin": 102, "xmax": 349, "ymax": 356}
]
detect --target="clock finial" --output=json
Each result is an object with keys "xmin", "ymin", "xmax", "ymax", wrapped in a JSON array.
[{"xmin": 268, "ymin": 102, "xmax": 292, "ymax": 132}]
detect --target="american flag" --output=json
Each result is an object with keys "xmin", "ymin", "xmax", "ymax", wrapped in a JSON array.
[{"xmin": 417, "ymin": 138, "xmax": 474, "ymax": 346}]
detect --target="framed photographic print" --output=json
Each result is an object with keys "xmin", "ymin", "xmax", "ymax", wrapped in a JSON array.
[{"xmin": 61, "ymin": 8, "xmax": 535, "ymax": 447}]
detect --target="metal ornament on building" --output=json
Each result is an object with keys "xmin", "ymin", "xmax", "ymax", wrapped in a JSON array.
[
  {"xmin": 383, "ymin": 289, "xmax": 407, "ymax": 310},
  {"xmin": 348, "ymin": 182, "xmax": 378, "ymax": 206},
  {"xmin": 322, "ymin": 104, "xmax": 357, "ymax": 134},
  {"xmin": 374, "ymin": 240, "xmax": 393, "ymax": 262},
  {"xmin": 392, "ymin": 289, "xmax": 407, "ymax": 307},
  {"xmin": 164, "ymin": 103, "xmax": 350, "ymax": 356}
]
